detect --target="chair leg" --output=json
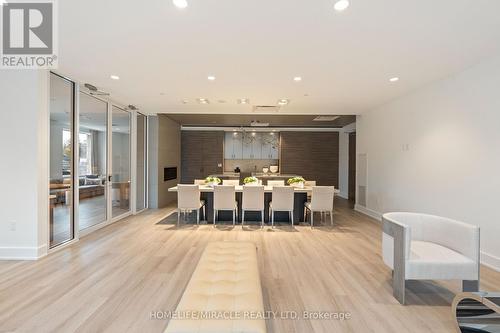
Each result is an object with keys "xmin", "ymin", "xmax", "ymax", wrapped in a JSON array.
[
  {"xmin": 177, "ymin": 210, "xmax": 181, "ymax": 227},
  {"xmin": 330, "ymin": 211, "xmax": 333, "ymax": 226},
  {"xmin": 213, "ymin": 210, "xmax": 216, "ymax": 228},
  {"xmin": 291, "ymin": 211, "xmax": 294, "ymax": 227},
  {"xmin": 197, "ymin": 209, "xmax": 200, "ymax": 225},
  {"xmin": 261, "ymin": 210, "xmax": 264, "ymax": 228},
  {"xmin": 271, "ymin": 209, "xmax": 274, "ymax": 228},
  {"xmin": 242, "ymin": 210, "xmax": 245, "ymax": 226},
  {"xmin": 311, "ymin": 210, "xmax": 314, "ymax": 229},
  {"xmin": 304, "ymin": 208, "xmax": 307, "ymax": 223},
  {"xmin": 203, "ymin": 205, "xmax": 206, "ymax": 222},
  {"xmin": 233, "ymin": 210, "xmax": 235, "ymax": 226}
]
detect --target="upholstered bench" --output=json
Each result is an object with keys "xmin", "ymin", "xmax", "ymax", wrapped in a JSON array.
[{"xmin": 165, "ymin": 241, "xmax": 266, "ymax": 333}]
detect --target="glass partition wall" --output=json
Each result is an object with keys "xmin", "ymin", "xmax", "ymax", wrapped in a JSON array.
[
  {"xmin": 78, "ymin": 93, "xmax": 108, "ymax": 230},
  {"xmin": 49, "ymin": 73, "xmax": 76, "ymax": 248},
  {"xmin": 49, "ymin": 74, "xmax": 143, "ymax": 249},
  {"xmin": 111, "ymin": 106, "xmax": 132, "ymax": 218}
]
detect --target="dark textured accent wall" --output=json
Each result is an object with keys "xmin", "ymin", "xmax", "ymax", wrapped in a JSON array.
[
  {"xmin": 181, "ymin": 131, "xmax": 224, "ymax": 183},
  {"xmin": 280, "ymin": 132, "xmax": 339, "ymax": 187}
]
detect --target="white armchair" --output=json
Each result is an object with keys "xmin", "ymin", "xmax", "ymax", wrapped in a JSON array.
[{"xmin": 382, "ymin": 212, "xmax": 480, "ymax": 304}]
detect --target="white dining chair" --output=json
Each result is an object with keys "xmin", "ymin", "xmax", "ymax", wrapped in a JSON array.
[
  {"xmin": 213, "ymin": 185, "xmax": 238, "ymax": 227},
  {"xmin": 223, "ymin": 179, "xmax": 240, "ymax": 186},
  {"xmin": 267, "ymin": 180, "xmax": 285, "ymax": 187},
  {"xmin": 304, "ymin": 186, "xmax": 335, "ymax": 228},
  {"xmin": 242, "ymin": 185, "xmax": 265, "ymax": 228},
  {"xmin": 176, "ymin": 184, "xmax": 205, "ymax": 226},
  {"xmin": 269, "ymin": 186, "xmax": 295, "ymax": 227},
  {"xmin": 304, "ymin": 180, "xmax": 316, "ymax": 201},
  {"xmin": 194, "ymin": 179, "xmax": 205, "ymax": 185}
]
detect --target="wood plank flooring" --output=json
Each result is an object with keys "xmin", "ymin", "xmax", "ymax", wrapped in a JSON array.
[{"xmin": 1, "ymin": 198, "xmax": 499, "ymax": 333}]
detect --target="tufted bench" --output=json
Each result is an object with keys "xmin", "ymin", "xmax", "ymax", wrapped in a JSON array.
[{"xmin": 164, "ymin": 241, "xmax": 266, "ymax": 333}]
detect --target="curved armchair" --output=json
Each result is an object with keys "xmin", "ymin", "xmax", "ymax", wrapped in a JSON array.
[{"xmin": 382, "ymin": 212, "xmax": 480, "ymax": 304}]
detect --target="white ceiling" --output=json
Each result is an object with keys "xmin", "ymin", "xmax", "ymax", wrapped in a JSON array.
[{"xmin": 57, "ymin": 0, "xmax": 500, "ymax": 115}]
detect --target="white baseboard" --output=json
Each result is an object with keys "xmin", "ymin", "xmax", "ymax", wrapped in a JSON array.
[
  {"xmin": 481, "ymin": 251, "xmax": 500, "ymax": 272},
  {"xmin": 0, "ymin": 244, "xmax": 47, "ymax": 260},
  {"xmin": 354, "ymin": 204, "xmax": 382, "ymax": 222}
]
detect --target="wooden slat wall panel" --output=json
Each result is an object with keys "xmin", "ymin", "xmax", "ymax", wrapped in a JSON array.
[
  {"xmin": 181, "ymin": 131, "xmax": 224, "ymax": 183},
  {"xmin": 280, "ymin": 132, "xmax": 339, "ymax": 186}
]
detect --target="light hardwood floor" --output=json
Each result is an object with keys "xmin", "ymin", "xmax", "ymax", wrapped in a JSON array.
[{"xmin": 1, "ymin": 198, "xmax": 499, "ymax": 333}]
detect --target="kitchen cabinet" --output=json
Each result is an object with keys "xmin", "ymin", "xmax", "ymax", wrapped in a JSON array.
[
  {"xmin": 224, "ymin": 132, "xmax": 243, "ymax": 159},
  {"xmin": 242, "ymin": 135, "xmax": 262, "ymax": 159},
  {"xmin": 225, "ymin": 132, "xmax": 279, "ymax": 160}
]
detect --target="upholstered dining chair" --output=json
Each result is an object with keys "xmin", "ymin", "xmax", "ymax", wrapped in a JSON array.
[
  {"xmin": 223, "ymin": 179, "xmax": 240, "ymax": 186},
  {"xmin": 242, "ymin": 185, "xmax": 265, "ymax": 228},
  {"xmin": 304, "ymin": 180, "xmax": 316, "ymax": 201},
  {"xmin": 267, "ymin": 180, "xmax": 285, "ymax": 187},
  {"xmin": 304, "ymin": 186, "xmax": 335, "ymax": 228},
  {"xmin": 269, "ymin": 186, "xmax": 295, "ymax": 227},
  {"xmin": 176, "ymin": 184, "xmax": 205, "ymax": 226},
  {"xmin": 213, "ymin": 185, "xmax": 238, "ymax": 227},
  {"xmin": 194, "ymin": 179, "xmax": 205, "ymax": 185}
]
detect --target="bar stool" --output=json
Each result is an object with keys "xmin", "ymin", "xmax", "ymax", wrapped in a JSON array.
[
  {"xmin": 269, "ymin": 186, "xmax": 295, "ymax": 227},
  {"xmin": 242, "ymin": 185, "xmax": 265, "ymax": 228},
  {"xmin": 176, "ymin": 184, "xmax": 205, "ymax": 226},
  {"xmin": 304, "ymin": 186, "xmax": 335, "ymax": 229},
  {"xmin": 213, "ymin": 185, "xmax": 238, "ymax": 227}
]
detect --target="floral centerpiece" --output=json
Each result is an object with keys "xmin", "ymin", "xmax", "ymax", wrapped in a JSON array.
[
  {"xmin": 243, "ymin": 176, "xmax": 259, "ymax": 185},
  {"xmin": 287, "ymin": 176, "xmax": 305, "ymax": 188},
  {"xmin": 205, "ymin": 176, "xmax": 221, "ymax": 187}
]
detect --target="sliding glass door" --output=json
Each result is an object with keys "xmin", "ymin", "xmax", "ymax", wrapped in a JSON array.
[
  {"xmin": 49, "ymin": 76, "xmax": 138, "ymax": 246},
  {"xmin": 78, "ymin": 93, "xmax": 108, "ymax": 230},
  {"xmin": 49, "ymin": 73, "xmax": 75, "ymax": 248},
  {"xmin": 111, "ymin": 106, "xmax": 132, "ymax": 218},
  {"xmin": 136, "ymin": 113, "xmax": 147, "ymax": 211}
]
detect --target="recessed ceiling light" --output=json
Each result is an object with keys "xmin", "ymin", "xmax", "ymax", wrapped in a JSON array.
[
  {"xmin": 277, "ymin": 99, "xmax": 290, "ymax": 106},
  {"xmin": 196, "ymin": 98, "xmax": 209, "ymax": 104},
  {"xmin": 110, "ymin": 75, "xmax": 120, "ymax": 80},
  {"xmin": 389, "ymin": 77, "xmax": 400, "ymax": 82},
  {"xmin": 207, "ymin": 75, "xmax": 216, "ymax": 81},
  {"xmin": 173, "ymin": 0, "xmax": 188, "ymax": 9},
  {"xmin": 334, "ymin": 0, "xmax": 350, "ymax": 12},
  {"xmin": 293, "ymin": 76, "xmax": 302, "ymax": 82},
  {"xmin": 238, "ymin": 98, "xmax": 250, "ymax": 104}
]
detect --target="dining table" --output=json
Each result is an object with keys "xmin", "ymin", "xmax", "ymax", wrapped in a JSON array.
[{"xmin": 168, "ymin": 185, "xmax": 339, "ymax": 224}]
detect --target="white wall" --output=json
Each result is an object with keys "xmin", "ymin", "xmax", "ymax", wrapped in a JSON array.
[
  {"xmin": 0, "ymin": 70, "xmax": 49, "ymax": 259},
  {"xmin": 356, "ymin": 55, "xmax": 500, "ymax": 271},
  {"xmin": 338, "ymin": 122, "xmax": 356, "ymax": 199}
]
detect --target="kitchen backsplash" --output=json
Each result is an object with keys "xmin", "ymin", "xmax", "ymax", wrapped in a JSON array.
[{"xmin": 224, "ymin": 159, "xmax": 279, "ymax": 173}]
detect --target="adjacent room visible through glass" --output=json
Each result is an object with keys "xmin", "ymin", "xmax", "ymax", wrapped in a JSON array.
[
  {"xmin": 49, "ymin": 73, "xmax": 75, "ymax": 248},
  {"xmin": 111, "ymin": 106, "xmax": 131, "ymax": 218},
  {"xmin": 79, "ymin": 92, "xmax": 108, "ymax": 230}
]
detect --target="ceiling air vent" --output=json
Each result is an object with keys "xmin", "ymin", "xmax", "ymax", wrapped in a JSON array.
[
  {"xmin": 313, "ymin": 116, "xmax": 340, "ymax": 122},
  {"xmin": 253, "ymin": 105, "xmax": 280, "ymax": 112}
]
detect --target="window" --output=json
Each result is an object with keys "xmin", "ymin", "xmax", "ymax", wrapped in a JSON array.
[
  {"xmin": 62, "ymin": 129, "xmax": 72, "ymax": 176},
  {"xmin": 79, "ymin": 132, "xmax": 92, "ymax": 176}
]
